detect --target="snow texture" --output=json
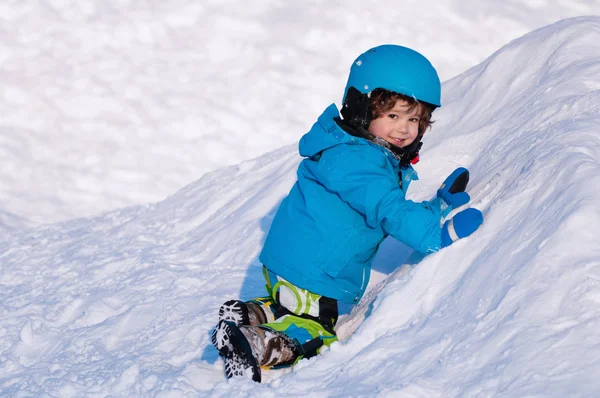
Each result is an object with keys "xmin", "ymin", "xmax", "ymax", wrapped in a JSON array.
[
  {"xmin": 1, "ymin": 2, "xmax": 600, "ymax": 398},
  {"xmin": 0, "ymin": 0, "xmax": 596, "ymax": 224}
]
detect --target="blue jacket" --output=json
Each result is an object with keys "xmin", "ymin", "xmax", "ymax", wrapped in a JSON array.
[{"xmin": 259, "ymin": 104, "xmax": 442, "ymax": 304}]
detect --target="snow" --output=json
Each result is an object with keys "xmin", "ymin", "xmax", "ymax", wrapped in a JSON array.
[
  {"xmin": 2, "ymin": 2, "xmax": 600, "ymax": 397},
  {"xmin": 1, "ymin": 0, "xmax": 596, "ymax": 225}
]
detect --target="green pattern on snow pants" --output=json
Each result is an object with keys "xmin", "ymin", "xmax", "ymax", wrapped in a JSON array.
[{"xmin": 246, "ymin": 266, "xmax": 339, "ymax": 366}]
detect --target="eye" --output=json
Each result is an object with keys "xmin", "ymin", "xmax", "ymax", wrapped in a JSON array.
[
  {"xmin": 387, "ymin": 114, "xmax": 398, "ymax": 120},
  {"xmin": 409, "ymin": 117, "xmax": 420, "ymax": 123}
]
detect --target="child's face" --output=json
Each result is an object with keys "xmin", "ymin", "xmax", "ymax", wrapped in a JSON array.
[{"xmin": 368, "ymin": 99, "xmax": 420, "ymax": 148}]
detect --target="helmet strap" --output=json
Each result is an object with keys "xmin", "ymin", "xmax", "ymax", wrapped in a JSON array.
[{"xmin": 404, "ymin": 135, "xmax": 423, "ymax": 165}]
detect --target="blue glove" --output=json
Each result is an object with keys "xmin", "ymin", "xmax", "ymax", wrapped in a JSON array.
[
  {"xmin": 441, "ymin": 208, "xmax": 484, "ymax": 248},
  {"xmin": 436, "ymin": 167, "xmax": 471, "ymax": 218}
]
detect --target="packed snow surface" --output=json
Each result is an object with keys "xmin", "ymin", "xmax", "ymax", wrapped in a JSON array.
[
  {"xmin": 1, "ymin": 0, "xmax": 597, "ymax": 224},
  {"xmin": 1, "ymin": 15, "xmax": 600, "ymax": 397}
]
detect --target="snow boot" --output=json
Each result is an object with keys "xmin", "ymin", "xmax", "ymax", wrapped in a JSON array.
[
  {"xmin": 218, "ymin": 300, "xmax": 250, "ymax": 325},
  {"xmin": 218, "ymin": 299, "xmax": 270, "ymax": 326},
  {"xmin": 212, "ymin": 320, "xmax": 304, "ymax": 381},
  {"xmin": 212, "ymin": 320, "xmax": 261, "ymax": 382},
  {"xmin": 242, "ymin": 324, "xmax": 301, "ymax": 368}
]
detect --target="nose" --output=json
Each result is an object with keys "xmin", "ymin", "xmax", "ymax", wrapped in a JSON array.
[{"xmin": 395, "ymin": 119, "xmax": 408, "ymax": 134}]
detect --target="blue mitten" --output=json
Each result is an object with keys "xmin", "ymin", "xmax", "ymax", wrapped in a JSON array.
[
  {"xmin": 436, "ymin": 167, "xmax": 471, "ymax": 218},
  {"xmin": 441, "ymin": 208, "xmax": 484, "ymax": 248}
]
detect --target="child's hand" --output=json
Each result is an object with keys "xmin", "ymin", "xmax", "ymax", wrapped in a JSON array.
[
  {"xmin": 436, "ymin": 167, "xmax": 471, "ymax": 217},
  {"xmin": 441, "ymin": 208, "xmax": 483, "ymax": 248}
]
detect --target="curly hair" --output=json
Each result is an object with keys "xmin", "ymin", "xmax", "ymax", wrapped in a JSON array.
[{"xmin": 369, "ymin": 88, "xmax": 436, "ymax": 135}]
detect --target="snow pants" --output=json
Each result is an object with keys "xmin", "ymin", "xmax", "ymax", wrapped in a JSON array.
[{"xmin": 246, "ymin": 266, "xmax": 339, "ymax": 368}]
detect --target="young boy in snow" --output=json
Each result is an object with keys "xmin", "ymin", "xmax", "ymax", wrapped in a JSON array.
[{"xmin": 211, "ymin": 45, "xmax": 483, "ymax": 382}]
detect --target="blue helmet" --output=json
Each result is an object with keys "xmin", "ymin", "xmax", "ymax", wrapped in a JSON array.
[{"xmin": 342, "ymin": 44, "xmax": 441, "ymax": 107}]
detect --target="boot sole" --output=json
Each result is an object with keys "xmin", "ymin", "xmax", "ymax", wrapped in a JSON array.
[
  {"xmin": 218, "ymin": 300, "xmax": 250, "ymax": 325},
  {"xmin": 211, "ymin": 320, "xmax": 261, "ymax": 382}
]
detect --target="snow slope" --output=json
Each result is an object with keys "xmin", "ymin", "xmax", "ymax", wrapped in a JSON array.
[
  {"xmin": 2, "ymin": 16, "xmax": 600, "ymax": 397},
  {"xmin": 1, "ymin": 0, "xmax": 597, "ymax": 225}
]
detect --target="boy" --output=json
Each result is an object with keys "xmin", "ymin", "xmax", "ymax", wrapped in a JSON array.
[{"xmin": 211, "ymin": 45, "xmax": 483, "ymax": 382}]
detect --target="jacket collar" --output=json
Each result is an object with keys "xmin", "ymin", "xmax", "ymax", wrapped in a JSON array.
[{"xmin": 334, "ymin": 117, "xmax": 422, "ymax": 167}]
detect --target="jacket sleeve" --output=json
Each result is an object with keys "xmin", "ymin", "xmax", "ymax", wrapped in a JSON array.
[{"xmin": 312, "ymin": 145, "xmax": 442, "ymax": 253}]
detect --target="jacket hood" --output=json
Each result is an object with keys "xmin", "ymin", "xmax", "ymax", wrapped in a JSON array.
[
  {"xmin": 299, "ymin": 104, "xmax": 421, "ymax": 168},
  {"xmin": 299, "ymin": 104, "xmax": 358, "ymax": 159}
]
